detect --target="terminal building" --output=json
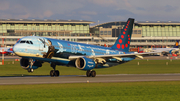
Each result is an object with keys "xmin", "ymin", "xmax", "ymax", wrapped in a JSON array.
[
  {"xmin": 0, "ymin": 19, "xmax": 94, "ymax": 46},
  {"xmin": 90, "ymin": 21, "xmax": 180, "ymax": 48},
  {"xmin": 1, "ymin": 19, "xmax": 180, "ymax": 48}
]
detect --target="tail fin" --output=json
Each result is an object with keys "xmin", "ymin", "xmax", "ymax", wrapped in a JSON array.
[
  {"xmin": 111, "ymin": 18, "xmax": 134, "ymax": 52},
  {"xmin": 173, "ymin": 40, "xmax": 179, "ymax": 48}
]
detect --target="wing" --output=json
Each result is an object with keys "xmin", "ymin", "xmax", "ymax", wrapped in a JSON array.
[
  {"xmin": 6, "ymin": 48, "xmax": 14, "ymax": 53},
  {"xmin": 69, "ymin": 52, "xmax": 159, "ymax": 61},
  {"xmin": 0, "ymin": 47, "xmax": 13, "ymax": 53},
  {"xmin": 151, "ymin": 48, "xmax": 179, "ymax": 55}
]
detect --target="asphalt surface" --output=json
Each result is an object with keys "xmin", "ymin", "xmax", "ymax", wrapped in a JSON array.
[{"xmin": 0, "ymin": 74, "xmax": 180, "ymax": 85}]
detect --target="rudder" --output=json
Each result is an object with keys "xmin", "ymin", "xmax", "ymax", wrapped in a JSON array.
[
  {"xmin": 173, "ymin": 40, "xmax": 179, "ymax": 48},
  {"xmin": 111, "ymin": 18, "xmax": 134, "ymax": 52}
]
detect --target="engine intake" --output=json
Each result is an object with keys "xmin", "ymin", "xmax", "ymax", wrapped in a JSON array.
[{"xmin": 75, "ymin": 57, "xmax": 96, "ymax": 70}]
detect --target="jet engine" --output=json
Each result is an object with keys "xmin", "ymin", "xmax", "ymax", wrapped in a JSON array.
[
  {"xmin": 20, "ymin": 58, "xmax": 42, "ymax": 70},
  {"xmin": 75, "ymin": 57, "xmax": 96, "ymax": 70}
]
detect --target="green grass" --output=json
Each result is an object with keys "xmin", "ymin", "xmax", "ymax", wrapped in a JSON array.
[
  {"xmin": 0, "ymin": 81, "xmax": 180, "ymax": 101},
  {"xmin": 1, "ymin": 60, "xmax": 180, "ymax": 101},
  {"xmin": 1, "ymin": 60, "xmax": 180, "ymax": 76}
]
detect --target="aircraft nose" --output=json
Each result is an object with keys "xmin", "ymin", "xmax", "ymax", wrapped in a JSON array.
[{"xmin": 13, "ymin": 44, "xmax": 21, "ymax": 55}]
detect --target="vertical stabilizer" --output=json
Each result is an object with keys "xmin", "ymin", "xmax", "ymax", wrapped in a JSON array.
[
  {"xmin": 111, "ymin": 18, "xmax": 134, "ymax": 52},
  {"xmin": 173, "ymin": 40, "xmax": 179, "ymax": 48}
]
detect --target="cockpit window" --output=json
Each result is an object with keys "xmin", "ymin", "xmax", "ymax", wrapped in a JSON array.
[
  {"xmin": 19, "ymin": 40, "xmax": 33, "ymax": 44},
  {"xmin": 26, "ymin": 41, "xmax": 30, "ymax": 44},
  {"xmin": 20, "ymin": 41, "xmax": 26, "ymax": 43},
  {"xmin": 30, "ymin": 41, "xmax": 33, "ymax": 44}
]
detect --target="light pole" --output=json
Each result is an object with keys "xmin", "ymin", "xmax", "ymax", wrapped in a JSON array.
[{"xmin": 1, "ymin": 38, "xmax": 4, "ymax": 65}]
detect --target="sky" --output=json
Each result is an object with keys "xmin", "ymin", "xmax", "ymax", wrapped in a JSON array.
[{"xmin": 0, "ymin": 0, "xmax": 180, "ymax": 26}]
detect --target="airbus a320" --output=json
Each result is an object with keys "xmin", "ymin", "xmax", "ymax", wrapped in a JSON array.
[{"xmin": 13, "ymin": 18, "xmax": 156, "ymax": 77}]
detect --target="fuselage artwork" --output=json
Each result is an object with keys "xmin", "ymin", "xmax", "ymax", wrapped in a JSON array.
[{"xmin": 13, "ymin": 18, "xmax": 156, "ymax": 77}]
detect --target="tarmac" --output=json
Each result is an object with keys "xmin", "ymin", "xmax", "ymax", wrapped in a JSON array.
[{"xmin": 0, "ymin": 74, "xmax": 180, "ymax": 85}]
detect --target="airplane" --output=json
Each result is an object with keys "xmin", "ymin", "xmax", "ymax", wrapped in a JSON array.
[
  {"xmin": 144, "ymin": 41, "xmax": 179, "ymax": 56},
  {"xmin": 13, "ymin": 18, "xmax": 157, "ymax": 77},
  {"xmin": 0, "ymin": 47, "xmax": 13, "ymax": 55}
]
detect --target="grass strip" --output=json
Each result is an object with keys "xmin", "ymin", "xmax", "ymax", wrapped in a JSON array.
[
  {"xmin": 0, "ymin": 60, "xmax": 180, "ymax": 76},
  {"xmin": 0, "ymin": 81, "xmax": 180, "ymax": 101}
]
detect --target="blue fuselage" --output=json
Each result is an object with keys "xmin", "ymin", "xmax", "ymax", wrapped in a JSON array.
[{"xmin": 13, "ymin": 36, "xmax": 135, "ymax": 68}]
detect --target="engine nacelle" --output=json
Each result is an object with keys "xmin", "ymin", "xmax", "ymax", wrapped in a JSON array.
[
  {"xmin": 75, "ymin": 57, "xmax": 96, "ymax": 70},
  {"xmin": 20, "ymin": 58, "xmax": 42, "ymax": 70}
]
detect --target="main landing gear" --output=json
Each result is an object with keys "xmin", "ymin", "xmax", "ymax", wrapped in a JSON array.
[
  {"xmin": 86, "ymin": 70, "xmax": 96, "ymax": 77},
  {"xmin": 50, "ymin": 63, "xmax": 60, "ymax": 77}
]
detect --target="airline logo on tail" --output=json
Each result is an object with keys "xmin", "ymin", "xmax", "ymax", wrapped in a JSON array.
[
  {"xmin": 111, "ymin": 18, "xmax": 134, "ymax": 52},
  {"xmin": 174, "ymin": 40, "xmax": 179, "ymax": 48}
]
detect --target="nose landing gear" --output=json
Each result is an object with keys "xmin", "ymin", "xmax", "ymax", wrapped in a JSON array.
[
  {"xmin": 27, "ymin": 68, "xmax": 34, "ymax": 73},
  {"xmin": 27, "ymin": 59, "xmax": 34, "ymax": 73}
]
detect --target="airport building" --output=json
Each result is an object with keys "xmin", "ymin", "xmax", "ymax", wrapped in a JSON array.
[
  {"xmin": 90, "ymin": 21, "xmax": 180, "ymax": 48},
  {"xmin": 0, "ymin": 19, "xmax": 94, "ymax": 46},
  {"xmin": 1, "ymin": 19, "xmax": 180, "ymax": 48}
]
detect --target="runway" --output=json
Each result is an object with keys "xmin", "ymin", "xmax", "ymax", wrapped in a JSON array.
[{"xmin": 0, "ymin": 74, "xmax": 180, "ymax": 85}]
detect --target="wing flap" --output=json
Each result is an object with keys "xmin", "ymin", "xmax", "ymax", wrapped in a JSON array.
[
  {"xmin": 135, "ymin": 55, "xmax": 143, "ymax": 59},
  {"xmin": 68, "ymin": 52, "xmax": 158, "ymax": 60},
  {"xmin": 112, "ymin": 57, "xmax": 122, "ymax": 61}
]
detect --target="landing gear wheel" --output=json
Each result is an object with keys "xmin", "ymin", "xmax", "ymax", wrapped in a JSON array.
[
  {"xmin": 91, "ymin": 70, "xmax": 96, "ymax": 77},
  {"xmin": 86, "ymin": 70, "xmax": 91, "ymax": 77},
  {"xmin": 27, "ymin": 68, "xmax": 31, "ymax": 72},
  {"xmin": 50, "ymin": 70, "xmax": 60, "ymax": 77},
  {"xmin": 86, "ymin": 70, "xmax": 96, "ymax": 77},
  {"xmin": 50, "ymin": 62, "xmax": 60, "ymax": 77},
  {"xmin": 54, "ymin": 70, "xmax": 59, "ymax": 77},
  {"xmin": 27, "ymin": 68, "xmax": 33, "ymax": 73},
  {"xmin": 50, "ymin": 70, "xmax": 54, "ymax": 77},
  {"xmin": 31, "ymin": 68, "xmax": 34, "ymax": 72}
]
